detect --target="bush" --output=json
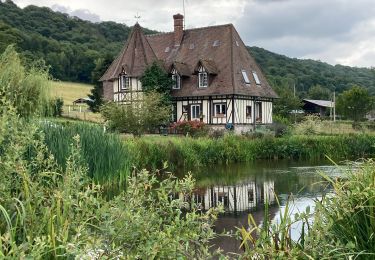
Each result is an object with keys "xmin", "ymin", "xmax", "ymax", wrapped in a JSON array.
[
  {"xmin": 0, "ymin": 46, "xmax": 51, "ymax": 118},
  {"xmin": 101, "ymin": 91, "xmax": 171, "ymax": 136},
  {"xmin": 0, "ymin": 103, "xmax": 222, "ymax": 258},
  {"xmin": 171, "ymin": 120, "xmax": 209, "ymax": 137},
  {"xmin": 293, "ymin": 115, "xmax": 322, "ymax": 135},
  {"xmin": 49, "ymin": 97, "xmax": 63, "ymax": 117}
]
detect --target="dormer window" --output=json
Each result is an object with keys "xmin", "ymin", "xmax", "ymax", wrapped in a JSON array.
[
  {"xmin": 120, "ymin": 74, "xmax": 130, "ymax": 90},
  {"xmin": 198, "ymin": 66, "xmax": 208, "ymax": 88},
  {"xmin": 171, "ymin": 69, "xmax": 181, "ymax": 89}
]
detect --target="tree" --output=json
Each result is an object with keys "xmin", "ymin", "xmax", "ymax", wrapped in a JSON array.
[
  {"xmin": 88, "ymin": 54, "xmax": 113, "ymax": 112},
  {"xmin": 140, "ymin": 62, "xmax": 174, "ymax": 105},
  {"xmin": 101, "ymin": 91, "xmax": 171, "ymax": 136},
  {"xmin": 0, "ymin": 45, "xmax": 51, "ymax": 117},
  {"xmin": 272, "ymin": 80, "xmax": 303, "ymax": 120},
  {"xmin": 336, "ymin": 85, "xmax": 373, "ymax": 122},
  {"xmin": 307, "ymin": 85, "xmax": 331, "ymax": 100}
]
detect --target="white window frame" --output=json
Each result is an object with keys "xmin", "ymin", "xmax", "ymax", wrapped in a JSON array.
[
  {"xmin": 242, "ymin": 70, "xmax": 251, "ymax": 84},
  {"xmin": 120, "ymin": 74, "xmax": 130, "ymax": 90},
  {"xmin": 198, "ymin": 66, "xmax": 208, "ymax": 88},
  {"xmin": 171, "ymin": 69, "xmax": 181, "ymax": 89},
  {"xmin": 191, "ymin": 104, "xmax": 201, "ymax": 120},
  {"xmin": 252, "ymin": 71, "xmax": 261, "ymax": 85},
  {"xmin": 214, "ymin": 103, "xmax": 226, "ymax": 117}
]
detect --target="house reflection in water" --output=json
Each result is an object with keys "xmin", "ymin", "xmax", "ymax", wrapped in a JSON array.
[{"xmin": 191, "ymin": 181, "xmax": 275, "ymax": 214}]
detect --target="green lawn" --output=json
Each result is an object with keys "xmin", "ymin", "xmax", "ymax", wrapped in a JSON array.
[
  {"xmin": 50, "ymin": 81, "xmax": 103, "ymax": 123},
  {"xmin": 50, "ymin": 81, "xmax": 93, "ymax": 104}
]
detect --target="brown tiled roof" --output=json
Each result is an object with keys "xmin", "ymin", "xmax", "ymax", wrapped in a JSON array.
[
  {"xmin": 102, "ymin": 22, "xmax": 278, "ymax": 99},
  {"xmin": 194, "ymin": 59, "xmax": 219, "ymax": 75},
  {"xmin": 171, "ymin": 62, "xmax": 191, "ymax": 77},
  {"xmin": 100, "ymin": 23, "xmax": 158, "ymax": 81}
]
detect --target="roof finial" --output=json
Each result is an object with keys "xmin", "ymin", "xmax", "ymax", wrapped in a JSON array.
[
  {"xmin": 134, "ymin": 12, "xmax": 141, "ymax": 23},
  {"xmin": 182, "ymin": 0, "xmax": 186, "ymax": 30}
]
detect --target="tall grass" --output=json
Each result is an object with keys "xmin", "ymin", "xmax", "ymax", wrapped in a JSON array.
[
  {"xmin": 241, "ymin": 160, "xmax": 375, "ymax": 259},
  {"xmin": 123, "ymin": 134, "xmax": 375, "ymax": 170},
  {"xmin": 40, "ymin": 120, "xmax": 131, "ymax": 186},
  {"xmin": 39, "ymin": 119, "xmax": 375, "ymax": 187}
]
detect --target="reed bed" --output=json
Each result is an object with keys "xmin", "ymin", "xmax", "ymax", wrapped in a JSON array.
[
  {"xmin": 40, "ymin": 120, "xmax": 131, "ymax": 186},
  {"xmin": 40, "ymin": 120, "xmax": 375, "ymax": 187},
  {"xmin": 241, "ymin": 160, "xmax": 375, "ymax": 259},
  {"xmin": 124, "ymin": 134, "xmax": 375, "ymax": 171}
]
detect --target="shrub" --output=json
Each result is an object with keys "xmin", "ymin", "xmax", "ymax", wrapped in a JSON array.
[
  {"xmin": 293, "ymin": 115, "xmax": 322, "ymax": 135},
  {"xmin": 171, "ymin": 120, "xmax": 209, "ymax": 137},
  {"xmin": 0, "ymin": 103, "xmax": 222, "ymax": 258},
  {"xmin": 49, "ymin": 97, "xmax": 64, "ymax": 117},
  {"xmin": 0, "ymin": 46, "xmax": 51, "ymax": 118},
  {"xmin": 101, "ymin": 91, "xmax": 171, "ymax": 136}
]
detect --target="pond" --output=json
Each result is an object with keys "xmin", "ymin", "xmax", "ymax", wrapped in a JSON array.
[{"xmin": 177, "ymin": 160, "xmax": 345, "ymax": 255}]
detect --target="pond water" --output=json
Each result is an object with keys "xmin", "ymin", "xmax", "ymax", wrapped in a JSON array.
[{"xmin": 177, "ymin": 160, "xmax": 345, "ymax": 255}]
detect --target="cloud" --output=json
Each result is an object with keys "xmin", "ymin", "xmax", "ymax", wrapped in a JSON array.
[
  {"xmin": 51, "ymin": 4, "xmax": 101, "ymax": 23},
  {"xmin": 11, "ymin": 0, "xmax": 375, "ymax": 67},
  {"xmin": 236, "ymin": 0, "xmax": 375, "ymax": 67}
]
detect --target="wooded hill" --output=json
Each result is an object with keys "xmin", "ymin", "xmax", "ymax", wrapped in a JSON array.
[{"xmin": 1, "ymin": 0, "xmax": 374, "ymax": 94}]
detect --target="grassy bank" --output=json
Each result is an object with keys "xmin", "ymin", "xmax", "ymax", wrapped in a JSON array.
[
  {"xmin": 125, "ymin": 134, "xmax": 375, "ymax": 170},
  {"xmin": 40, "ymin": 121, "xmax": 375, "ymax": 186}
]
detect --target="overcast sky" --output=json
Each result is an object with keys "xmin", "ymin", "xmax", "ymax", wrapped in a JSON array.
[{"xmin": 13, "ymin": 0, "xmax": 375, "ymax": 68}]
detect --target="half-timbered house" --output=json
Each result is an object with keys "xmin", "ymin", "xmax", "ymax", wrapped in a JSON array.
[{"xmin": 100, "ymin": 14, "xmax": 278, "ymax": 132}]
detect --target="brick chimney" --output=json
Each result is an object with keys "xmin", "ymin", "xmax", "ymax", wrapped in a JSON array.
[{"xmin": 173, "ymin": 14, "xmax": 184, "ymax": 47}]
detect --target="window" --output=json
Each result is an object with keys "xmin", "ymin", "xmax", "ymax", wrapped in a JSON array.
[
  {"xmin": 198, "ymin": 66, "xmax": 208, "ymax": 88},
  {"xmin": 242, "ymin": 70, "xmax": 250, "ymax": 84},
  {"xmin": 248, "ymin": 188, "xmax": 254, "ymax": 203},
  {"xmin": 191, "ymin": 104, "xmax": 201, "ymax": 120},
  {"xmin": 214, "ymin": 103, "xmax": 226, "ymax": 117},
  {"xmin": 172, "ymin": 103, "xmax": 177, "ymax": 122},
  {"xmin": 246, "ymin": 105, "xmax": 252, "ymax": 119},
  {"xmin": 256, "ymin": 102, "xmax": 262, "ymax": 122},
  {"xmin": 120, "ymin": 75, "xmax": 130, "ymax": 90},
  {"xmin": 252, "ymin": 71, "xmax": 261, "ymax": 85},
  {"xmin": 171, "ymin": 70, "xmax": 181, "ymax": 89}
]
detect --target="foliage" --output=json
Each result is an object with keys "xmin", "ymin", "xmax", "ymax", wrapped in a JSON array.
[
  {"xmin": 249, "ymin": 46, "xmax": 375, "ymax": 96},
  {"xmin": 49, "ymin": 97, "xmax": 64, "ymax": 117},
  {"xmin": 307, "ymin": 84, "xmax": 332, "ymax": 100},
  {"xmin": 336, "ymin": 85, "xmax": 374, "ymax": 122},
  {"xmin": 293, "ymin": 115, "xmax": 322, "ymax": 135},
  {"xmin": 307, "ymin": 160, "xmax": 375, "ymax": 259},
  {"xmin": 171, "ymin": 120, "xmax": 209, "ymax": 137},
  {"xmin": 0, "ymin": 1, "xmax": 156, "ymax": 83},
  {"xmin": 241, "ymin": 160, "xmax": 375, "ymax": 259},
  {"xmin": 40, "ymin": 120, "xmax": 130, "ymax": 185},
  {"xmin": 272, "ymin": 79, "xmax": 303, "ymax": 119},
  {"xmin": 101, "ymin": 91, "xmax": 172, "ymax": 136},
  {"xmin": 88, "ymin": 54, "xmax": 113, "ymax": 112},
  {"xmin": 0, "ymin": 45, "xmax": 51, "ymax": 117},
  {"xmin": 0, "ymin": 100, "xmax": 221, "ymax": 258},
  {"xmin": 122, "ymin": 134, "xmax": 375, "ymax": 171},
  {"xmin": 240, "ymin": 195, "xmax": 309, "ymax": 259},
  {"xmin": 140, "ymin": 62, "xmax": 174, "ymax": 105}
]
